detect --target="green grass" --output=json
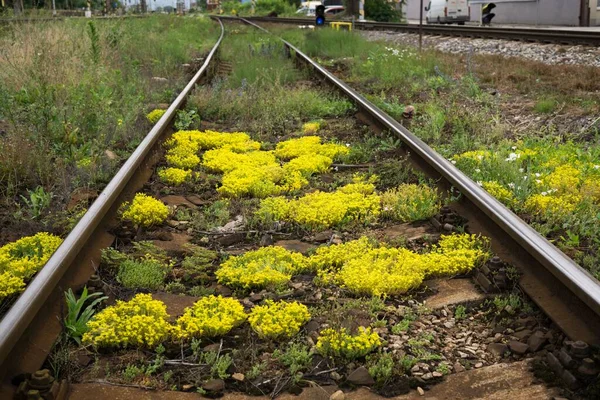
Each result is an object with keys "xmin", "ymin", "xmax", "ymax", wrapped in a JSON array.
[
  {"xmin": 117, "ymin": 258, "xmax": 169, "ymax": 290},
  {"xmin": 0, "ymin": 15, "xmax": 219, "ymax": 231},
  {"xmin": 533, "ymin": 98, "xmax": 558, "ymax": 114},
  {"xmin": 190, "ymin": 26, "xmax": 354, "ymax": 136}
]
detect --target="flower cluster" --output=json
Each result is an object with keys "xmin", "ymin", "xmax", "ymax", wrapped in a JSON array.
[
  {"xmin": 147, "ymin": 109, "xmax": 166, "ymax": 124},
  {"xmin": 121, "ymin": 193, "xmax": 169, "ymax": 227},
  {"xmin": 157, "ymin": 167, "xmax": 192, "ymax": 186},
  {"xmin": 302, "ymin": 121, "xmax": 321, "ymax": 135},
  {"xmin": 316, "ymin": 327, "xmax": 381, "ymax": 359},
  {"xmin": 311, "ymin": 233, "xmax": 488, "ymax": 296},
  {"xmin": 481, "ymin": 181, "xmax": 516, "ymax": 208},
  {"xmin": 421, "ymin": 233, "xmax": 490, "ymax": 276},
  {"xmin": 216, "ymin": 246, "xmax": 307, "ymax": 289},
  {"xmin": 0, "ymin": 232, "xmax": 62, "ymax": 299},
  {"xmin": 380, "ymin": 184, "xmax": 440, "ymax": 222},
  {"xmin": 257, "ymin": 179, "xmax": 381, "ymax": 230},
  {"xmin": 274, "ymin": 136, "xmax": 348, "ymax": 160},
  {"xmin": 83, "ymin": 294, "xmax": 172, "ymax": 348},
  {"xmin": 248, "ymin": 300, "xmax": 310, "ymax": 340},
  {"xmin": 175, "ymin": 295, "xmax": 247, "ymax": 339}
]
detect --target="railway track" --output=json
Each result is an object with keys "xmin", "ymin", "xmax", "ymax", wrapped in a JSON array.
[
  {"xmin": 0, "ymin": 15, "xmax": 599, "ymax": 399},
  {"xmin": 227, "ymin": 16, "xmax": 600, "ymax": 46}
]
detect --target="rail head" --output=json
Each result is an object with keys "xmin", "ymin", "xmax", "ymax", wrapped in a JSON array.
[
  {"xmin": 237, "ymin": 17, "xmax": 600, "ymax": 320},
  {"xmin": 0, "ymin": 19, "xmax": 224, "ymax": 369}
]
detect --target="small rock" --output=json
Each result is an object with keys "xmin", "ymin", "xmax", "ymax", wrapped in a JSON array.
[
  {"xmin": 76, "ymin": 353, "xmax": 92, "ymax": 367},
  {"xmin": 104, "ymin": 149, "xmax": 117, "ymax": 160},
  {"xmin": 312, "ymin": 230, "xmax": 333, "ymax": 242},
  {"xmin": 443, "ymin": 321, "xmax": 455, "ymax": 329},
  {"xmin": 432, "ymin": 371, "xmax": 443, "ymax": 378},
  {"xmin": 508, "ymin": 341, "xmax": 529, "ymax": 355},
  {"xmin": 260, "ymin": 234, "xmax": 274, "ymax": 246},
  {"xmin": 214, "ymin": 285, "xmax": 232, "ymax": 297},
  {"xmin": 417, "ymin": 386, "xmax": 425, "ymax": 396},
  {"xmin": 453, "ymin": 362, "xmax": 465, "ymax": 373},
  {"xmin": 422, "ymin": 372, "xmax": 433, "ymax": 380},
  {"xmin": 182, "ymin": 384, "xmax": 195, "ymax": 392},
  {"xmin": 305, "ymin": 320, "xmax": 320, "ymax": 333},
  {"xmin": 152, "ymin": 76, "xmax": 168, "ymax": 82},
  {"xmin": 527, "ymin": 331, "xmax": 548, "ymax": 352},
  {"xmin": 202, "ymin": 379, "xmax": 225, "ymax": 393},
  {"xmin": 232, "ymin": 373, "xmax": 245, "ymax": 382},
  {"xmin": 330, "ymin": 390, "xmax": 345, "ymax": 400},
  {"xmin": 403, "ymin": 105, "xmax": 415, "ymax": 119},
  {"xmin": 330, "ymin": 371, "xmax": 342, "ymax": 381},
  {"xmin": 487, "ymin": 343, "xmax": 508, "ymax": 357},
  {"xmin": 249, "ymin": 293, "xmax": 263, "ymax": 302},
  {"xmin": 475, "ymin": 362, "xmax": 483, "ymax": 368},
  {"xmin": 411, "ymin": 365, "xmax": 420, "ymax": 373},
  {"xmin": 203, "ymin": 343, "xmax": 221, "ymax": 353},
  {"xmin": 347, "ymin": 366, "xmax": 375, "ymax": 386}
]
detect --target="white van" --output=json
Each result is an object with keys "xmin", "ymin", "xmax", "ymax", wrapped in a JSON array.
[
  {"xmin": 296, "ymin": 1, "xmax": 322, "ymax": 16},
  {"xmin": 425, "ymin": 0, "xmax": 470, "ymax": 25}
]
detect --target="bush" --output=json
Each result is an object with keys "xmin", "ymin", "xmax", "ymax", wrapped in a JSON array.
[
  {"xmin": 83, "ymin": 294, "xmax": 172, "ymax": 348},
  {"xmin": 248, "ymin": 300, "xmax": 311, "ymax": 340},
  {"xmin": 316, "ymin": 327, "xmax": 381, "ymax": 359},
  {"xmin": 365, "ymin": 0, "xmax": 401, "ymax": 22},
  {"xmin": 175, "ymin": 295, "xmax": 247, "ymax": 339},
  {"xmin": 117, "ymin": 257, "xmax": 169, "ymax": 290},
  {"xmin": 121, "ymin": 193, "xmax": 169, "ymax": 227}
]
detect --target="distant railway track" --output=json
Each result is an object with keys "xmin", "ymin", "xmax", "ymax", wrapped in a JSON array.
[
  {"xmin": 0, "ymin": 15, "xmax": 599, "ymax": 398},
  {"xmin": 229, "ymin": 16, "xmax": 600, "ymax": 46}
]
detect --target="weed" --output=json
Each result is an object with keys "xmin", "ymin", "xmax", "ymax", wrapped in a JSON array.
[
  {"xmin": 64, "ymin": 286, "xmax": 107, "ymax": 344},
  {"xmin": 398, "ymin": 354, "xmax": 417, "ymax": 373},
  {"xmin": 175, "ymin": 109, "xmax": 200, "ymax": 131},
  {"xmin": 391, "ymin": 319, "xmax": 411, "ymax": 334},
  {"xmin": 534, "ymin": 98, "xmax": 557, "ymax": 114},
  {"xmin": 200, "ymin": 351, "xmax": 233, "ymax": 380},
  {"xmin": 454, "ymin": 305, "xmax": 466, "ymax": 320},
  {"xmin": 20, "ymin": 186, "xmax": 53, "ymax": 219},
  {"xmin": 367, "ymin": 352, "xmax": 395, "ymax": 385},
  {"xmin": 246, "ymin": 361, "xmax": 267, "ymax": 380},
  {"xmin": 188, "ymin": 285, "xmax": 216, "ymax": 297},
  {"xmin": 145, "ymin": 344, "xmax": 166, "ymax": 376},
  {"xmin": 164, "ymin": 280, "xmax": 186, "ymax": 294},
  {"xmin": 274, "ymin": 342, "xmax": 312, "ymax": 382},
  {"xmin": 436, "ymin": 363, "xmax": 450, "ymax": 375},
  {"xmin": 117, "ymin": 257, "xmax": 169, "ymax": 290},
  {"xmin": 123, "ymin": 364, "xmax": 144, "ymax": 382}
]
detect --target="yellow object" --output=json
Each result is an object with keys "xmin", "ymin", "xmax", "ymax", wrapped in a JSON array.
[{"xmin": 330, "ymin": 21, "xmax": 353, "ymax": 31}]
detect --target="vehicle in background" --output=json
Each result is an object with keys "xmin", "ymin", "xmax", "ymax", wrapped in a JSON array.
[
  {"xmin": 325, "ymin": 5, "xmax": 344, "ymax": 15},
  {"xmin": 296, "ymin": 1, "xmax": 322, "ymax": 16},
  {"xmin": 425, "ymin": 0, "xmax": 470, "ymax": 25}
]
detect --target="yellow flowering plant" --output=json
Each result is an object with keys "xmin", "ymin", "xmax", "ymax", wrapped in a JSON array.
[
  {"xmin": 302, "ymin": 121, "xmax": 321, "ymax": 135},
  {"xmin": 380, "ymin": 184, "xmax": 440, "ymax": 222},
  {"xmin": 157, "ymin": 167, "xmax": 192, "ymax": 186},
  {"xmin": 256, "ymin": 180, "xmax": 381, "ymax": 230},
  {"xmin": 121, "ymin": 193, "xmax": 169, "ymax": 228},
  {"xmin": 216, "ymin": 246, "xmax": 308, "ymax": 289},
  {"xmin": 248, "ymin": 300, "xmax": 310, "ymax": 340},
  {"xmin": 0, "ymin": 232, "xmax": 62, "ymax": 299},
  {"xmin": 316, "ymin": 327, "xmax": 381, "ymax": 359},
  {"xmin": 175, "ymin": 295, "xmax": 247, "ymax": 340},
  {"xmin": 83, "ymin": 294, "xmax": 172, "ymax": 348},
  {"xmin": 147, "ymin": 109, "xmax": 166, "ymax": 124}
]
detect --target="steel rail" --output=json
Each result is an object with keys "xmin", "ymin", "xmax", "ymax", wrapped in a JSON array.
[
  {"xmin": 235, "ymin": 16, "xmax": 600, "ymax": 338},
  {"xmin": 0, "ymin": 19, "xmax": 224, "ymax": 369},
  {"xmin": 222, "ymin": 16, "xmax": 600, "ymax": 46}
]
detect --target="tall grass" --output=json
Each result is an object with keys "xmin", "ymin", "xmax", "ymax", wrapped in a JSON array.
[{"xmin": 0, "ymin": 15, "xmax": 218, "ymax": 228}]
